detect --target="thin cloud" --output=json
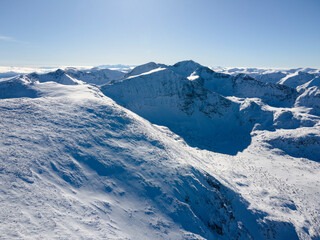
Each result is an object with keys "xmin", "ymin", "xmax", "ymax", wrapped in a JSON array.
[
  {"xmin": 0, "ymin": 35, "xmax": 27, "ymax": 43},
  {"xmin": 0, "ymin": 35, "xmax": 16, "ymax": 42}
]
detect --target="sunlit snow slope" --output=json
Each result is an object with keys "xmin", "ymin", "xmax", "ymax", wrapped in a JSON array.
[{"xmin": 0, "ymin": 61, "xmax": 320, "ymax": 240}]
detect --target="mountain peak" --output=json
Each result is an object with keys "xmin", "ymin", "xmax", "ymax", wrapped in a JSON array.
[
  {"xmin": 50, "ymin": 68, "xmax": 66, "ymax": 77},
  {"xmin": 170, "ymin": 60, "xmax": 203, "ymax": 77},
  {"xmin": 124, "ymin": 62, "xmax": 162, "ymax": 78},
  {"xmin": 173, "ymin": 60, "xmax": 201, "ymax": 66}
]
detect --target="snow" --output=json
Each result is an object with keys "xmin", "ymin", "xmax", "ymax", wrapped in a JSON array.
[
  {"xmin": 1, "ymin": 60, "xmax": 320, "ymax": 239},
  {"xmin": 295, "ymin": 86, "xmax": 320, "ymax": 116},
  {"xmin": 123, "ymin": 62, "xmax": 162, "ymax": 78},
  {"xmin": 126, "ymin": 67, "xmax": 166, "ymax": 80},
  {"xmin": 0, "ymin": 66, "xmax": 93, "ymax": 79},
  {"xmin": 0, "ymin": 82, "xmax": 253, "ymax": 239},
  {"xmin": 169, "ymin": 60, "xmax": 203, "ymax": 77},
  {"xmin": 213, "ymin": 67, "xmax": 320, "ymax": 89},
  {"xmin": 0, "ymin": 66, "xmax": 125, "ymax": 85}
]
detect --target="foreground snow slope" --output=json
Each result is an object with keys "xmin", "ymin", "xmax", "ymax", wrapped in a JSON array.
[
  {"xmin": 101, "ymin": 61, "xmax": 320, "ymax": 239},
  {"xmin": 1, "ymin": 83, "xmax": 241, "ymax": 239},
  {"xmin": 0, "ymin": 61, "xmax": 320, "ymax": 239},
  {"xmin": 0, "ymin": 81, "xmax": 312, "ymax": 240}
]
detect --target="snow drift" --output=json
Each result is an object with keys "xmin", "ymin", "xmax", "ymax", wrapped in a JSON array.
[{"xmin": 0, "ymin": 61, "xmax": 320, "ymax": 239}]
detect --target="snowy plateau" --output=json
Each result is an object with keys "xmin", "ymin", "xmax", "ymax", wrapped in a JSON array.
[{"xmin": 0, "ymin": 60, "xmax": 319, "ymax": 240}]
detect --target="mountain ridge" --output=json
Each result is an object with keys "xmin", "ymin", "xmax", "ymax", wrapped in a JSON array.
[{"xmin": 0, "ymin": 60, "xmax": 319, "ymax": 239}]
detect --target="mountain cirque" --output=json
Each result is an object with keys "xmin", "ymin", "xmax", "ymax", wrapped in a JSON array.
[{"xmin": 0, "ymin": 61, "xmax": 319, "ymax": 239}]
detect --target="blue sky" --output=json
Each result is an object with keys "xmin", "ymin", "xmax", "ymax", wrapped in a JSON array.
[{"xmin": 0, "ymin": 0, "xmax": 319, "ymax": 67}]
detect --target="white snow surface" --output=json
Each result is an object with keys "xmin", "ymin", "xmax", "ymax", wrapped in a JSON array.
[
  {"xmin": 0, "ymin": 66, "xmax": 93, "ymax": 79},
  {"xmin": 212, "ymin": 67, "xmax": 320, "ymax": 88},
  {"xmin": 1, "ymin": 61, "xmax": 320, "ymax": 239},
  {"xmin": 0, "ymin": 66, "xmax": 126, "ymax": 85}
]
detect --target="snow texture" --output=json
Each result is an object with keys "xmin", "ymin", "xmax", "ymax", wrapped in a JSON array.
[{"xmin": 0, "ymin": 61, "xmax": 320, "ymax": 239}]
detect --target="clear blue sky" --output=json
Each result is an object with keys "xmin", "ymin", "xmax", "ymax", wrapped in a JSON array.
[{"xmin": 0, "ymin": 0, "xmax": 319, "ymax": 68}]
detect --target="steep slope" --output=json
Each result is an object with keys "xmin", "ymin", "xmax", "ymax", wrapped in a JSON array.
[
  {"xmin": 169, "ymin": 60, "xmax": 203, "ymax": 77},
  {"xmin": 0, "ymin": 76, "xmax": 39, "ymax": 99},
  {"xmin": 0, "ymin": 80, "xmax": 303, "ymax": 239},
  {"xmin": 26, "ymin": 68, "xmax": 125, "ymax": 86},
  {"xmin": 27, "ymin": 69, "xmax": 84, "ymax": 85},
  {"xmin": 102, "ymin": 67, "xmax": 257, "ymax": 155},
  {"xmin": 102, "ymin": 62, "xmax": 304, "ymax": 155},
  {"xmin": 65, "ymin": 67, "xmax": 125, "ymax": 85},
  {"xmin": 213, "ymin": 67, "xmax": 320, "ymax": 89},
  {"xmin": 1, "ymin": 62, "xmax": 320, "ymax": 239},
  {"xmin": 253, "ymin": 71, "xmax": 287, "ymax": 84},
  {"xmin": 123, "ymin": 62, "xmax": 162, "ymax": 78},
  {"xmin": 191, "ymin": 67, "xmax": 297, "ymax": 107},
  {"xmin": 295, "ymin": 86, "xmax": 320, "ymax": 116},
  {"xmin": 279, "ymin": 71, "xmax": 318, "ymax": 88},
  {"xmin": 297, "ymin": 76, "xmax": 320, "ymax": 91}
]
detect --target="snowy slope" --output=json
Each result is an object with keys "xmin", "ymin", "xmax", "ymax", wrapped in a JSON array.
[
  {"xmin": 123, "ymin": 62, "xmax": 163, "ymax": 78},
  {"xmin": 1, "ymin": 61, "xmax": 320, "ymax": 239},
  {"xmin": 100, "ymin": 61, "xmax": 320, "ymax": 239},
  {"xmin": 101, "ymin": 62, "xmax": 306, "ymax": 155},
  {"xmin": 1, "ymin": 80, "xmax": 304, "ymax": 240},
  {"xmin": 191, "ymin": 67, "xmax": 297, "ymax": 107},
  {"xmin": 279, "ymin": 72, "xmax": 318, "ymax": 89},
  {"xmin": 213, "ymin": 67, "xmax": 320, "ymax": 89},
  {"xmin": 101, "ymin": 62, "xmax": 320, "ymax": 159},
  {"xmin": 0, "ymin": 76, "xmax": 39, "ymax": 99},
  {"xmin": 169, "ymin": 60, "xmax": 203, "ymax": 77},
  {"xmin": 27, "ymin": 68, "xmax": 125, "ymax": 86},
  {"xmin": 295, "ymin": 86, "xmax": 320, "ymax": 116},
  {"xmin": 0, "ymin": 66, "xmax": 93, "ymax": 79},
  {"xmin": 64, "ymin": 67, "xmax": 125, "ymax": 85},
  {"xmin": 102, "ymin": 67, "xmax": 255, "ymax": 155}
]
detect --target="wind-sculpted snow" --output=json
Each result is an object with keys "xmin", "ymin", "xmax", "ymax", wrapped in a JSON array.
[
  {"xmin": 102, "ymin": 62, "xmax": 304, "ymax": 155},
  {"xmin": 0, "ymin": 82, "xmax": 303, "ymax": 239},
  {"xmin": 123, "ymin": 62, "xmax": 162, "ymax": 78},
  {"xmin": 169, "ymin": 60, "xmax": 203, "ymax": 77},
  {"xmin": 64, "ymin": 67, "xmax": 125, "ymax": 85},
  {"xmin": 192, "ymin": 67, "xmax": 297, "ymax": 107},
  {"xmin": 0, "ymin": 76, "xmax": 39, "ymax": 99},
  {"xmin": 213, "ymin": 67, "xmax": 320, "ymax": 89},
  {"xmin": 266, "ymin": 127, "xmax": 320, "ymax": 162},
  {"xmin": 279, "ymin": 72, "xmax": 319, "ymax": 89},
  {"xmin": 299, "ymin": 76, "xmax": 320, "ymax": 90},
  {"xmin": 295, "ymin": 86, "xmax": 320, "ymax": 116},
  {"xmin": 27, "ymin": 68, "xmax": 125, "ymax": 86},
  {"xmin": 1, "ymin": 61, "xmax": 320, "ymax": 239},
  {"xmin": 102, "ymin": 67, "xmax": 255, "ymax": 155},
  {"xmin": 0, "ymin": 65, "xmax": 126, "ymax": 84}
]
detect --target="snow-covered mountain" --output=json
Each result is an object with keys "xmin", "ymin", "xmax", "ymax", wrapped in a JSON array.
[
  {"xmin": 1, "ymin": 61, "xmax": 320, "ymax": 239},
  {"xmin": 0, "ymin": 66, "xmax": 93, "ymax": 79},
  {"xmin": 104, "ymin": 66, "xmax": 249, "ymax": 155},
  {"xmin": 0, "ymin": 66, "xmax": 126, "ymax": 85},
  {"xmin": 190, "ymin": 67, "xmax": 297, "ymax": 107},
  {"xmin": 213, "ymin": 66, "xmax": 320, "ymax": 88},
  {"xmin": 26, "ymin": 68, "xmax": 125, "ymax": 86}
]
